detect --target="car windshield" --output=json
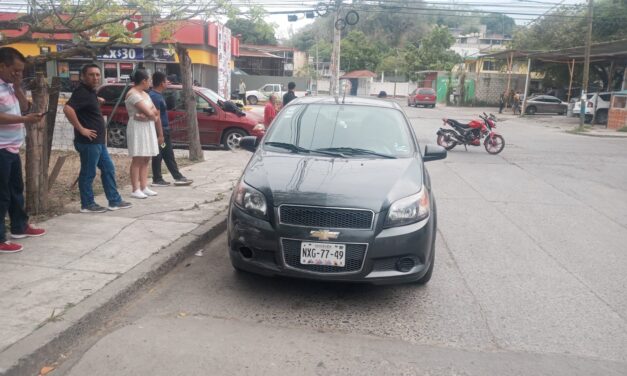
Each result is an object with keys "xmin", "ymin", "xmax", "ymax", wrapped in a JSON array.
[
  {"xmin": 197, "ymin": 87, "xmax": 226, "ymax": 104},
  {"xmin": 264, "ymin": 103, "xmax": 414, "ymax": 158}
]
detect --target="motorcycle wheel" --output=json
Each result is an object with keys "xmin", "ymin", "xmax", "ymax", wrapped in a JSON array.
[
  {"xmin": 437, "ymin": 132, "xmax": 457, "ymax": 150},
  {"xmin": 484, "ymin": 134, "xmax": 505, "ymax": 154}
]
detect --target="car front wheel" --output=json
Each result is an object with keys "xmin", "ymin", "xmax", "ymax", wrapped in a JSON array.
[
  {"xmin": 222, "ymin": 128, "xmax": 248, "ymax": 151},
  {"xmin": 247, "ymin": 95, "xmax": 258, "ymax": 105}
]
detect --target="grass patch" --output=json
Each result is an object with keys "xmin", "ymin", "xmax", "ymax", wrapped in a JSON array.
[{"xmin": 617, "ymin": 126, "xmax": 627, "ymax": 132}]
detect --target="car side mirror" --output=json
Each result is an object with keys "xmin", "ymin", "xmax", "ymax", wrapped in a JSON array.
[
  {"xmin": 423, "ymin": 144, "xmax": 447, "ymax": 162},
  {"xmin": 203, "ymin": 107, "xmax": 215, "ymax": 114},
  {"xmin": 240, "ymin": 136, "xmax": 259, "ymax": 152}
]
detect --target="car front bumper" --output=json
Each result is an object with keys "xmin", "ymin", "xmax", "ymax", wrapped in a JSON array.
[{"xmin": 227, "ymin": 205, "xmax": 436, "ymax": 285}]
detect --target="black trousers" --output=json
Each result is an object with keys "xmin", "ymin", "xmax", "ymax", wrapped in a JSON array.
[
  {"xmin": 152, "ymin": 130, "xmax": 183, "ymax": 182},
  {"xmin": 0, "ymin": 149, "xmax": 28, "ymax": 242},
  {"xmin": 239, "ymin": 93, "xmax": 246, "ymax": 105}
]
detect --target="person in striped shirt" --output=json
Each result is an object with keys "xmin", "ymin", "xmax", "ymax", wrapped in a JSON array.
[{"xmin": 0, "ymin": 47, "xmax": 46, "ymax": 253}]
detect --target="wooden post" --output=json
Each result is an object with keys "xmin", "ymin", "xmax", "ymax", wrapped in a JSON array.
[
  {"xmin": 505, "ymin": 52, "xmax": 513, "ymax": 108},
  {"xmin": 46, "ymin": 77, "xmax": 61, "ymax": 168},
  {"xmin": 176, "ymin": 44, "xmax": 204, "ymax": 161},
  {"xmin": 567, "ymin": 59, "xmax": 575, "ymax": 103},
  {"xmin": 25, "ymin": 73, "xmax": 49, "ymax": 214},
  {"xmin": 607, "ymin": 60, "xmax": 614, "ymax": 92}
]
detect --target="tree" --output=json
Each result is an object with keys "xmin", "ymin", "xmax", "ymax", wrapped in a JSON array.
[
  {"xmin": 226, "ymin": 5, "xmax": 277, "ymax": 45},
  {"xmin": 0, "ymin": 0, "xmax": 224, "ymax": 211},
  {"xmin": 340, "ymin": 31, "xmax": 381, "ymax": 72},
  {"xmin": 404, "ymin": 26, "xmax": 461, "ymax": 80},
  {"xmin": 480, "ymin": 14, "xmax": 516, "ymax": 36}
]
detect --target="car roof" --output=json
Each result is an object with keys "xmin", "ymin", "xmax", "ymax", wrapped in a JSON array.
[
  {"xmin": 98, "ymin": 83, "xmax": 198, "ymax": 90},
  {"xmin": 287, "ymin": 96, "xmax": 401, "ymax": 109}
]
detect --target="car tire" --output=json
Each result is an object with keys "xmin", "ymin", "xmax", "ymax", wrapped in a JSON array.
[
  {"xmin": 526, "ymin": 106, "xmax": 537, "ymax": 115},
  {"xmin": 107, "ymin": 122, "xmax": 127, "ymax": 148},
  {"xmin": 247, "ymin": 95, "xmax": 258, "ymax": 105},
  {"xmin": 222, "ymin": 128, "xmax": 248, "ymax": 151},
  {"xmin": 595, "ymin": 109, "xmax": 608, "ymax": 124}
]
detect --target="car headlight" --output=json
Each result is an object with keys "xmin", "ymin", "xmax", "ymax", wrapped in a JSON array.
[
  {"xmin": 253, "ymin": 123, "xmax": 265, "ymax": 131},
  {"xmin": 234, "ymin": 181, "xmax": 268, "ymax": 219},
  {"xmin": 384, "ymin": 186, "xmax": 430, "ymax": 228}
]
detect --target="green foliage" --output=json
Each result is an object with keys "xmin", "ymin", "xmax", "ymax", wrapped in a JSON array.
[
  {"xmin": 309, "ymin": 40, "xmax": 332, "ymax": 63},
  {"xmin": 403, "ymin": 26, "xmax": 461, "ymax": 80},
  {"xmin": 227, "ymin": 5, "xmax": 278, "ymax": 45},
  {"xmin": 340, "ymin": 30, "xmax": 381, "ymax": 72},
  {"xmin": 480, "ymin": 14, "xmax": 516, "ymax": 36}
]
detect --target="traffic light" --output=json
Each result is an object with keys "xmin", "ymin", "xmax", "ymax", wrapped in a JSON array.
[
  {"xmin": 305, "ymin": 11, "xmax": 315, "ymax": 19},
  {"xmin": 288, "ymin": 14, "xmax": 297, "ymax": 22}
]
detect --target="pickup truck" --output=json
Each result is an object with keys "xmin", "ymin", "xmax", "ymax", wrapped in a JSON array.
[{"xmin": 245, "ymin": 84, "xmax": 308, "ymax": 105}]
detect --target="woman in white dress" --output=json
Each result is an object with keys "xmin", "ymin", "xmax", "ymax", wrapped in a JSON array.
[{"xmin": 125, "ymin": 70, "xmax": 164, "ymax": 199}]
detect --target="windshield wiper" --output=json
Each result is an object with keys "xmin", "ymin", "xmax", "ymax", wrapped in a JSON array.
[
  {"xmin": 315, "ymin": 147, "xmax": 397, "ymax": 159},
  {"xmin": 264, "ymin": 142, "xmax": 311, "ymax": 154}
]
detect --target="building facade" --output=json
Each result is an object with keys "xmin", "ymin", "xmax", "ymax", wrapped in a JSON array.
[{"xmin": 0, "ymin": 13, "xmax": 240, "ymax": 97}]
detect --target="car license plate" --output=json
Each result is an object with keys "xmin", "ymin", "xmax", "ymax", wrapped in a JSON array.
[{"xmin": 300, "ymin": 242, "xmax": 346, "ymax": 267}]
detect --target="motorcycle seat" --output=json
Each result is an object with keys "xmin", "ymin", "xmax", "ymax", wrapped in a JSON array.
[{"xmin": 447, "ymin": 119, "xmax": 470, "ymax": 128}]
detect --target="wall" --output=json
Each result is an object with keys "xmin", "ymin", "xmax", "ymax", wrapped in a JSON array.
[
  {"xmin": 231, "ymin": 75, "xmax": 311, "ymax": 94},
  {"xmin": 468, "ymin": 72, "xmax": 527, "ymax": 105}
]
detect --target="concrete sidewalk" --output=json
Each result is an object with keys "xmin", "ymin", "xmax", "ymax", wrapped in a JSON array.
[{"xmin": 0, "ymin": 150, "xmax": 250, "ymax": 375}]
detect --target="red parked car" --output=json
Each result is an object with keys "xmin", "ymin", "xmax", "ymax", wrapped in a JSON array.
[
  {"xmin": 408, "ymin": 88, "xmax": 437, "ymax": 108},
  {"xmin": 98, "ymin": 84, "xmax": 265, "ymax": 150}
]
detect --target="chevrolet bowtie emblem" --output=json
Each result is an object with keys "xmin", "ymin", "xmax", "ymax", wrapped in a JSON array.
[{"xmin": 310, "ymin": 230, "xmax": 340, "ymax": 241}]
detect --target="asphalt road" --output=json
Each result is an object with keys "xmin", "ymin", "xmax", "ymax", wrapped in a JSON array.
[{"xmin": 54, "ymin": 103, "xmax": 627, "ymax": 375}]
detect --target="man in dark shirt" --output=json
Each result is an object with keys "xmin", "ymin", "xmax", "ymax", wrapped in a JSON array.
[
  {"xmin": 148, "ymin": 72, "xmax": 192, "ymax": 186},
  {"xmin": 63, "ymin": 64, "xmax": 131, "ymax": 213},
  {"xmin": 282, "ymin": 81, "xmax": 297, "ymax": 107}
]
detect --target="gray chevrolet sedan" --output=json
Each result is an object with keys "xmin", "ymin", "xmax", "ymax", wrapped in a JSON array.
[{"xmin": 227, "ymin": 96, "xmax": 446, "ymax": 285}]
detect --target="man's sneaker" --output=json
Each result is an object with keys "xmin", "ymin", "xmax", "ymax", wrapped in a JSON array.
[
  {"xmin": 174, "ymin": 177, "xmax": 193, "ymax": 186},
  {"xmin": 151, "ymin": 179, "xmax": 171, "ymax": 187},
  {"xmin": 0, "ymin": 241, "xmax": 23, "ymax": 253},
  {"xmin": 108, "ymin": 201, "xmax": 133, "ymax": 211},
  {"xmin": 10, "ymin": 224, "xmax": 46, "ymax": 239},
  {"xmin": 80, "ymin": 204, "xmax": 108, "ymax": 213}
]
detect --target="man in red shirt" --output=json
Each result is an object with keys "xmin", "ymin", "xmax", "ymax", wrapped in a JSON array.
[{"xmin": 264, "ymin": 94, "xmax": 277, "ymax": 128}]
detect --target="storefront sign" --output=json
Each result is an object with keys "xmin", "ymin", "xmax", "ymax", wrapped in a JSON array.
[
  {"xmin": 144, "ymin": 48, "xmax": 176, "ymax": 62},
  {"xmin": 99, "ymin": 47, "xmax": 144, "ymax": 60}
]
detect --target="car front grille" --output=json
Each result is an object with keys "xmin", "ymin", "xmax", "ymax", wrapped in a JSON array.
[
  {"xmin": 279, "ymin": 205, "xmax": 373, "ymax": 229},
  {"xmin": 281, "ymin": 239, "xmax": 367, "ymax": 273}
]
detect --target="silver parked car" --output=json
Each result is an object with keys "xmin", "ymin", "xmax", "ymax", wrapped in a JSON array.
[
  {"xmin": 525, "ymin": 95, "xmax": 568, "ymax": 115},
  {"xmin": 228, "ymin": 96, "xmax": 447, "ymax": 285}
]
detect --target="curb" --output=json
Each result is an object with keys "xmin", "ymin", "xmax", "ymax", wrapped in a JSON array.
[
  {"xmin": 0, "ymin": 214, "xmax": 228, "ymax": 376},
  {"xmin": 565, "ymin": 130, "xmax": 627, "ymax": 139}
]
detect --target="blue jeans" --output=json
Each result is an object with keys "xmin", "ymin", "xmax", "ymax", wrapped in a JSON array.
[
  {"xmin": 74, "ymin": 142, "xmax": 123, "ymax": 208},
  {"xmin": 0, "ymin": 149, "xmax": 28, "ymax": 242}
]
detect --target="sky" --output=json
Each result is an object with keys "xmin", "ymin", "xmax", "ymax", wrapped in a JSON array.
[
  {"xmin": 3, "ymin": 0, "xmax": 588, "ymax": 41},
  {"xmin": 259, "ymin": 0, "xmax": 588, "ymax": 41}
]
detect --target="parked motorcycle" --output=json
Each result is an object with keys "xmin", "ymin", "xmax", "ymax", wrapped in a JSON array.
[{"xmin": 436, "ymin": 113, "xmax": 505, "ymax": 155}]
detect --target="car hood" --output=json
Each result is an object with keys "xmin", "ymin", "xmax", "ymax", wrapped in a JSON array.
[
  {"xmin": 224, "ymin": 110, "xmax": 258, "ymax": 125},
  {"xmin": 243, "ymin": 151, "xmax": 423, "ymax": 213}
]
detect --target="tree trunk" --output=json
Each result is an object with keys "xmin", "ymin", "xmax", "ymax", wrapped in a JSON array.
[
  {"xmin": 46, "ymin": 76, "xmax": 61, "ymax": 168},
  {"xmin": 25, "ymin": 72, "xmax": 49, "ymax": 214},
  {"xmin": 176, "ymin": 44, "xmax": 204, "ymax": 161}
]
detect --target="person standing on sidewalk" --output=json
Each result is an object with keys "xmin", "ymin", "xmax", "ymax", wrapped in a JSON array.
[
  {"xmin": 282, "ymin": 81, "xmax": 297, "ymax": 107},
  {"xmin": 264, "ymin": 94, "xmax": 277, "ymax": 128},
  {"xmin": 0, "ymin": 47, "xmax": 46, "ymax": 253},
  {"xmin": 125, "ymin": 70, "xmax": 163, "ymax": 199},
  {"xmin": 63, "ymin": 64, "xmax": 132, "ymax": 213},
  {"xmin": 149, "ymin": 72, "xmax": 192, "ymax": 187},
  {"xmin": 238, "ymin": 79, "xmax": 247, "ymax": 105},
  {"xmin": 498, "ymin": 92, "xmax": 505, "ymax": 114}
]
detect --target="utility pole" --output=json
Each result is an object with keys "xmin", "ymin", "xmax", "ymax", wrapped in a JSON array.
[
  {"xmin": 329, "ymin": 0, "xmax": 342, "ymax": 98},
  {"xmin": 579, "ymin": 0, "xmax": 593, "ymax": 130},
  {"xmin": 315, "ymin": 39, "xmax": 319, "ymax": 95}
]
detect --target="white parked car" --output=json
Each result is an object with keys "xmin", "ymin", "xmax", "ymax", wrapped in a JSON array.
[
  {"xmin": 245, "ymin": 84, "xmax": 308, "ymax": 105},
  {"xmin": 572, "ymin": 92, "xmax": 613, "ymax": 124}
]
